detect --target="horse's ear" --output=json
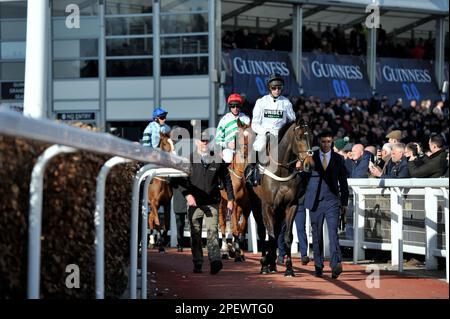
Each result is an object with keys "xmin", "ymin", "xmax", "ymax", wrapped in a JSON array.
[{"xmin": 296, "ymin": 116, "xmax": 305, "ymax": 126}]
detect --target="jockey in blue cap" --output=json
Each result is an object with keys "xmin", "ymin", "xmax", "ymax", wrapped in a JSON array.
[{"xmin": 142, "ymin": 107, "xmax": 171, "ymax": 149}]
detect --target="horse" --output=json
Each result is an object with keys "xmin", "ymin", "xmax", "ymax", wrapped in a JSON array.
[
  {"xmin": 246, "ymin": 117, "xmax": 313, "ymax": 276},
  {"xmin": 147, "ymin": 132, "xmax": 175, "ymax": 252},
  {"xmin": 217, "ymin": 119, "xmax": 252, "ymax": 262}
]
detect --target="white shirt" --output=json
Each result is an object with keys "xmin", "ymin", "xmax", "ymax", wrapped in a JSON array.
[
  {"xmin": 320, "ymin": 150, "xmax": 331, "ymax": 169},
  {"xmin": 251, "ymin": 95, "xmax": 296, "ymax": 135}
]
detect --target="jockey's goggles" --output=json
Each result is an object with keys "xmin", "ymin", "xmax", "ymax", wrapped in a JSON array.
[
  {"xmin": 229, "ymin": 103, "xmax": 241, "ymax": 108},
  {"xmin": 158, "ymin": 115, "xmax": 166, "ymax": 120},
  {"xmin": 270, "ymin": 85, "xmax": 283, "ymax": 91}
]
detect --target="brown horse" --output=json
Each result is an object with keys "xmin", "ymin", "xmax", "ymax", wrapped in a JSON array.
[
  {"xmin": 247, "ymin": 117, "xmax": 313, "ymax": 276},
  {"xmin": 218, "ymin": 119, "xmax": 252, "ymax": 262},
  {"xmin": 147, "ymin": 132, "xmax": 175, "ymax": 252}
]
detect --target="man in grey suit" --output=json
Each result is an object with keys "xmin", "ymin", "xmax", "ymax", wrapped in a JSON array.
[{"xmin": 304, "ymin": 130, "xmax": 349, "ymax": 279}]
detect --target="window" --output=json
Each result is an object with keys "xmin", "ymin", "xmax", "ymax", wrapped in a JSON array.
[
  {"xmin": 107, "ymin": 38, "xmax": 152, "ymax": 56},
  {"xmin": 161, "ymin": 35, "xmax": 207, "ymax": 55},
  {"xmin": 161, "ymin": 56, "xmax": 207, "ymax": 76},
  {"xmin": 53, "ymin": 60, "xmax": 98, "ymax": 78},
  {"xmin": 106, "ymin": 58, "xmax": 152, "ymax": 77},
  {"xmin": 106, "ymin": 0, "xmax": 152, "ymax": 15},
  {"xmin": 160, "ymin": 0, "xmax": 207, "ymax": 13},
  {"xmin": 0, "ymin": 1, "xmax": 27, "ymax": 19},
  {"xmin": 106, "ymin": 16, "xmax": 152, "ymax": 36},
  {"xmin": 52, "ymin": 0, "xmax": 98, "ymax": 16},
  {"xmin": 0, "ymin": 62, "xmax": 25, "ymax": 80}
]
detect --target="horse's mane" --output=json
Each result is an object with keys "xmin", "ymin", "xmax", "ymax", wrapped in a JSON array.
[{"xmin": 277, "ymin": 120, "xmax": 295, "ymax": 143}]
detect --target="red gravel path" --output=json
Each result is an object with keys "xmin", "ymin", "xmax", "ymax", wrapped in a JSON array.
[{"xmin": 146, "ymin": 248, "xmax": 449, "ymax": 299}]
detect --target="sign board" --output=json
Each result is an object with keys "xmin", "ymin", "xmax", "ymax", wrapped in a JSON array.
[
  {"xmin": 376, "ymin": 57, "xmax": 441, "ymax": 105},
  {"xmin": 56, "ymin": 112, "xmax": 96, "ymax": 122},
  {"xmin": 301, "ymin": 53, "xmax": 372, "ymax": 100},
  {"xmin": 222, "ymin": 49, "xmax": 300, "ymax": 105},
  {"xmin": 1, "ymin": 81, "xmax": 24, "ymax": 100}
]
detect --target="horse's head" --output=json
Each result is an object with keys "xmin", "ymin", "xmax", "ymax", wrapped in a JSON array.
[
  {"xmin": 291, "ymin": 118, "xmax": 314, "ymax": 173},
  {"xmin": 232, "ymin": 118, "xmax": 251, "ymax": 167},
  {"xmin": 159, "ymin": 132, "xmax": 175, "ymax": 154}
]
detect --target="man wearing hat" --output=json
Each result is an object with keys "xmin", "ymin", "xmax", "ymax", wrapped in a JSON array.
[
  {"xmin": 142, "ymin": 107, "xmax": 171, "ymax": 149},
  {"xmin": 333, "ymin": 137, "xmax": 350, "ymax": 159},
  {"xmin": 386, "ymin": 130, "xmax": 402, "ymax": 144},
  {"xmin": 177, "ymin": 131, "xmax": 235, "ymax": 275}
]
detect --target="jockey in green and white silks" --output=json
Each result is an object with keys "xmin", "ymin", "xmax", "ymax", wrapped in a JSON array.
[{"xmin": 215, "ymin": 93, "xmax": 250, "ymax": 163}]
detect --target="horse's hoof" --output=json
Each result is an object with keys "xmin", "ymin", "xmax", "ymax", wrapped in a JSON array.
[
  {"xmin": 284, "ymin": 270, "xmax": 295, "ymax": 277},
  {"xmin": 234, "ymin": 256, "xmax": 244, "ymax": 263},
  {"xmin": 260, "ymin": 266, "xmax": 270, "ymax": 274},
  {"xmin": 221, "ymin": 254, "xmax": 229, "ymax": 260}
]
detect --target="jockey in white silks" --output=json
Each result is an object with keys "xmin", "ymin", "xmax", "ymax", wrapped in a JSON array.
[{"xmin": 248, "ymin": 74, "xmax": 296, "ymax": 186}]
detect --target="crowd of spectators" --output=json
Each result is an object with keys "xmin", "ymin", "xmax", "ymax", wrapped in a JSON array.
[
  {"xmin": 223, "ymin": 25, "xmax": 448, "ymax": 61},
  {"xmin": 284, "ymin": 95, "xmax": 449, "ymax": 178}
]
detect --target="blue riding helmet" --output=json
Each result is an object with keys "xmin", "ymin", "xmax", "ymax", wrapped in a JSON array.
[{"xmin": 152, "ymin": 107, "xmax": 168, "ymax": 119}]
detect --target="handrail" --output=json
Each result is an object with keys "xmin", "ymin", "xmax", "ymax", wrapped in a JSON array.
[
  {"xmin": 348, "ymin": 178, "xmax": 449, "ymax": 188},
  {"xmin": 0, "ymin": 110, "xmax": 191, "ymax": 174}
]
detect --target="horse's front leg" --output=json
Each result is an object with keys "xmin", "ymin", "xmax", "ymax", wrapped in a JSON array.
[
  {"xmin": 284, "ymin": 205, "xmax": 298, "ymax": 277},
  {"xmin": 260, "ymin": 203, "xmax": 275, "ymax": 274},
  {"xmin": 218, "ymin": 198, "xmax": 230, "ymax": 259}
]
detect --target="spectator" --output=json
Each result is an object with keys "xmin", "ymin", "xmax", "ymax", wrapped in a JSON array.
[
  {"xmin": 386, "ymin": 130, "xmax": 402, "ymax": 144},
  {"xmin": 333, "ymin": 137, "xmax": 350, "ymax": 158},
  {"xmin": 370, "ymin": 143, "xmax": 410, "ymax": 178},
  {"xmin": 345, "ymin": 144, "xmax": 371, "ymax": 178},
  {"xmin": 408, "ymin": 134, "xmax": 448, "ymax": 178},
  {"xmin": 405, "ymin": 142, "xmax": 426, "ymax": 167}
]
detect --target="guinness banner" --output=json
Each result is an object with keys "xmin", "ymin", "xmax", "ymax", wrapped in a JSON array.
[
  {"xmin": 222, "ymin": 49, "xmax": 300, "ymax": 105},
  {"xmin": 301, "ymin": 53, "xmax": 372, "ymax": 100},
  {"xmin": 376, "ymin": 57, "xmax": 441, "ymax": 104}
]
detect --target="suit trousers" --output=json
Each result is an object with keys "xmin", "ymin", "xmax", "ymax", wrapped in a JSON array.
[
  {"xmin": 277, "ymin": 203, "xmax": 308, "ymax": 258},
  {"xmin": 309, "ymin": 198, "xmax": 342, "ymax": 270},
  {"xmin": 188, "ymin": 204, "xmax": 221, "ymax": 266}
]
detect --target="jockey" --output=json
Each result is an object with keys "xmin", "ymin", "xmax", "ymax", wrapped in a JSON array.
[
  {"xmin": 247, "ymin": 73, "xmax": 296, "ymax": 186},
  {"xmin": 215, "ymin": 93, "xmax": 251, "ymax": 163},
  {"xmin": 142, "ymin": 107, "xmax": 171, "ymax": 149}
]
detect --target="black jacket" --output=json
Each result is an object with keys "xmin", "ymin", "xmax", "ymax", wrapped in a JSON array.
[
  {"xmin": 408, "ymin": 149, "xmax": 448, "ymax": 178},
  {"xmin": 178, "ymin": 152, "xmax": 234, "ymax": 205},
  {"xmin": 305, "ymin": 150, "xmax": 349, "ymax": 210}
]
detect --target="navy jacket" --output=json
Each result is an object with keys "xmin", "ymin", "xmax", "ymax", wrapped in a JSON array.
[
  {"xmin": 381, "ymin": 157, "xmax": 410, "ymax": 178},
  {"xmin": 304, "ymin": 150, "xmax": 349, "ymax": 211}
]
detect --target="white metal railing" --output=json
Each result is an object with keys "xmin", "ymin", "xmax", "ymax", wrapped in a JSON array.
[
  {"xmin": 0, "ymin": 110, "xmax": 190, "ymax": 299},
  {"xmin": 246, "ymin": 178, "xmax": 449, "ymax": 283}
]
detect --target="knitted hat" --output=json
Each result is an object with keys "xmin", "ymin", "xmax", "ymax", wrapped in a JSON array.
[{"xmin": 334, "ymin": 137, "xmax": 349, "ymax": 151}]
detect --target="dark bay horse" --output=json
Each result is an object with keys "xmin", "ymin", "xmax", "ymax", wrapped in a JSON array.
[
  {"xmin": 218, "ymin": 119, "xmax": 253, "ymax": 262},
  {"xmin": 147, "ymin": 132, "xmax": 175, "ymax": 252},
  {"xmin": 247, "ymin": 118, "xmax": 313, "ymax": 276}
]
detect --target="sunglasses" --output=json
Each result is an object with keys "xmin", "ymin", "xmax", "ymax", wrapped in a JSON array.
[
  {"xmin": 229, "ymin": 103, "xmax": 241, "ymax": 108},
  {"xmin": 158, "ymin": 116, "xmax": 166, "ymax": 120},
  {"xmin": 270, "ymin": 85, "xmax": 283, "ymax": 91}
]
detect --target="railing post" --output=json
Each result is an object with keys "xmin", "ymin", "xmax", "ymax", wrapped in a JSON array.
[
  {"xmin": 248, "ymin": 211, "xmax": 258, "ymax": 254},
  {"xmin": 27, "ymin": 145, "xmax": 77, "ymax": 299},
  {"xmin": 352, "ymin": 187, "xmax": 365, "ymax": 263},
  {"xmin": 425, "ymin": 187, "xmax": 438, "ymax": 270},
  {"xmin": 94, "ymin": 156, "xmax": 132, "ymax": 299},
  {"xmin": 390, "ymin": 186, "xmax": 403, "ymax": 270},
  {"xmin": 130, "ymin": 164, "xmax": 157, "ymax": 299},
  {"xmin": 441, "ymin": 187, "xmax": 449, "ymax": 283}
]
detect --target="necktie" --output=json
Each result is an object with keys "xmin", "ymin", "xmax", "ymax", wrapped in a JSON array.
[{"xmin": 322, "ymin": 154, "xmax": 327, "ymax": 170}]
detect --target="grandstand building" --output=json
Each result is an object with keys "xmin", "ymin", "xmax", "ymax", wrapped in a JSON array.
[{"xmin": 0, "ymin": 0, "xmax": 448, "ymax": 140}]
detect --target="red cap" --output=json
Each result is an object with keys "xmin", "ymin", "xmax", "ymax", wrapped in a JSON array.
[{"xmin": 227, "ymin": 93, "xmax": 243, "ymax": 105}]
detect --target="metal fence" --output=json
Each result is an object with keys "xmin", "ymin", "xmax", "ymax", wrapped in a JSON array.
[{"xmin": 0, "ymin": 110, "xmax": 189, "ymax": 299}]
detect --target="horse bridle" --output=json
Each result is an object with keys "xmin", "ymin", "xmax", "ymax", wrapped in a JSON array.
[
  {"xmin": 267, "ymin": 123, "xmax": 313, "ymax": 171},
  {"xmin": 294, "ymin": 123, "xmax": 314, "ymax": 170}
]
